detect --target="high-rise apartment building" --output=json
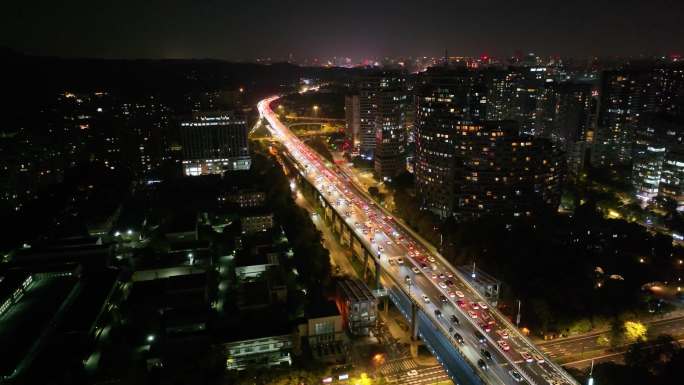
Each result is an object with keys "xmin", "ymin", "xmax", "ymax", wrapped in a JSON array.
[
  {"xmin": 452, "ymin": 121, "xmax": 563, "ymax": 220},
  {"xmin": 344, "ymin": 94, "xmax": 361, "ymax": 151},
  {"xmin": 357, "ymin": 72, "xmax": 406, "ymax": 159},
  {"xmin": 179, "ymin": 112, "xmax": 250, "ymax": 176},
  {"xmin": 374, "ymin": 87, "xmax": 409, "ymax": 180}
]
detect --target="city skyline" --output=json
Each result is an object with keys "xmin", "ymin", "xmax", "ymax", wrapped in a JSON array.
[{"xmin": 2, "ymin": 1, "xmax": 684, "ymax": 61}]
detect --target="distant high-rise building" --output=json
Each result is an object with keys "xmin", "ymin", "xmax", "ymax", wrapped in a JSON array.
[
  {"xmin": 631, "ymin": 114, "xmax": 684, "ymax": 202},
  {"xmin": 536, "ymin": 81, "xmax": 597, "ymax": 177},
  {"xmin": 179, "ymin": 112, "xmax": 250, "ymax": 176},
  {"xmin": 592, "ymin": 69, "xmax": 657, "ymax": 167},
  {"xmin": 344, "ymin": 94, "xmax": 361, "ymax": 150},
  {"xmin": 659, "ymin": 145, "xmax": 684, "ymax": 210}
]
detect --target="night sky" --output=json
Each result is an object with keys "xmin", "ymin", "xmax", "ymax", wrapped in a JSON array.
[{"xmin": 2, "ymin": 0, "xmax": 683, "ymax": 61}]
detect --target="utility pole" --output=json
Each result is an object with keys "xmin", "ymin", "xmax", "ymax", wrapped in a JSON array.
[
  {"xmin": 516, "ymin": 299, "xmax": 522, "ymax": 328},
  {"xmin": 587, "ymin": 359, "xmax": 595, "ymax": 385}
]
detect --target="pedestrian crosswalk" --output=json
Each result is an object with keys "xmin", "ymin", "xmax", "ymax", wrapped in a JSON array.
[
  {"xmin": 381, "ymin": 360, "xmax": 451, "ymax": 385},
  {"xmin": 380, "ymin": 357, "xmax": 418, "ymax": 376}
]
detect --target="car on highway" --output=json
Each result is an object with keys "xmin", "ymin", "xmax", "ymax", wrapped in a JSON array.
[
  {"xmin": 509, "ymin": 370, "xmax": 524, "ymax": 382},
  {"xmin": 411, "ymin": 267, "xmax": 420, "ymax": 274},
  {"xmin": 427, "ymin": 256, "xmax": 435, "ymax": 262},
  {"xmin": 439, "ymin": 295, "xmax": 448, "ymax": 304},
  {"xmin": 421, "ymin": 295, "xmax": 430, "ymax": 303},
  {"xmin": 478, "ymin": 301, "xmax": 488, "ymax": 309},
  {"xmin": 448, "ymin": 291, "xmax": 456, "ymax": 298},
  {"xmin": 453, "ymin": 333, "xmax": 464, "ymax": 345},
  {"xmin": 497, "ymin": 329, "xmax": 509, "ymax": 339},
  {"xmin": 497, "ymin": 340, "xmax": 511, "ymax": 351},
  {"xmin": 474, "ymin": 331, "xmax": 486, "ymax": 344},
  {"xmin": 477, "ymin": 359, "xmax": 488, "ymax": 371},
  {"xmin": 439, "ymin": 281, "xmax": 447, "ymax": 289},
  {"xmin": 456, "ymin": 299, "xmax": 467, "ymax": 308},
  {"xmin": 468, "ymin": 310, "xmax": 478, "ymax": 318},
  {"xmin": 480, "ymin": 312, "xmax": 496, "ymax": 325},
  {"xmin": 477, "ymin": 320, "xmax": 492, "ymax": 332},
  {"xmin": 450, "ymin": 315, "xmax": 460, "ymax": 325},
  {"xmin": 396, "ymin": 257, "xmax": 404, "ymax": 264},
  {"xmin": 454, "ymin": 291, "xmax": 465, "ymax": 298},
  {"xmin": 532, "ymin": 353, "xmax": 545, "ymax": 363},
  {"xmin": 434, "ymin": 309, "xmax": 443, "ymax": 318},
  {"xmin": 406, "ymin": 369, "xmax": 418, "ymax": 377},
  {"xmin": 480, "ymin": 349, "xmax": 493, "ymax": 361},
  {"xmin": 521, "ymin": 351, "xmax": 534, "ymax": 362},
  {"xmin": 471, "ymin": 302, "xmax": 480, "ymax": 310}
]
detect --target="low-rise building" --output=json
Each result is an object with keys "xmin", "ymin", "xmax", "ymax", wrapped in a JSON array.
[
  {"xmin": 239, "ymin": 208, "xmax": 274, "ymax": 234},
  {"xmin": 336, "ymin": 279, "xmax": 377, "ymax": 336},
  {"xmin": 298, "ymin": 300, "xmax": 347, "ymax": 363},
  {"xmin": 223, "ymin": 312, "xmax": 293, "ymax": 371}
]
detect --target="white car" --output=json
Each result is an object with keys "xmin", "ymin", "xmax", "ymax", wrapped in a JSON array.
[
  {"xmin": 407, "ymin": 369, "xmax": 418, "ymax": 377},
  {"xmin": 396, "ymin": 258, "xmax": 404, "ymax": 265},
  {"xmin": 422, "ymin": 295, "xmax": 430, "ymax": 303},
  {"xmin": 478, "ymin": 301, "xmax": 488, "ymax": 309},
  {"xmin": 454, "ymin": 291, "xmax": 465, "ymax": 298},
  {"xmin": 439, "ymin": 281, "xmax": 447, "ymax": 289},
  {"xmin": 411, "ymin": 267, "xmax": 420, "ymax": 274},
  {"xmin": 521, "ymin": 351, "xmax": 533, "ymax": 363}
]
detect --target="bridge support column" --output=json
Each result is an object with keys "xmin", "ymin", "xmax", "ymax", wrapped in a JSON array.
[
  {"xmin": 363, "ymin": 249, "xmax": 370, "ymax": 281},
  {"xmin": 410, "ymin": 302, "xmax": 418, "ymax": 341},
  {"xmin": 383, "ymin": 296, "xmax": 389, "ymax": 316},
  {"xmin": 410, "ymin": 302, "xmax": 419, "ymax": 358},
  {"xmin": 374, "ymin": 259, "xmax": 381, "ymax": 289}
]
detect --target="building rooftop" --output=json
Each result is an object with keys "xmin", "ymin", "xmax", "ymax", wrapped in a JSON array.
[
  {"xmin": 308, "ymin": 300, "xmax": 341, "ymax": 319},
  {"xmin": 0, "ymin": 272, "xmax": 78, "ymax": 378},
  {"xmin": 337, "ymin": 279, "xmax": 375, "ymax": 303},
  {"xmin": 220, "ymin": 308, "xmax": 292, "ymax": 344}
]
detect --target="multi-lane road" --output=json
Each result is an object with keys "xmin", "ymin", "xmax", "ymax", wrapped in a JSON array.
[{"xmin": 258, "ymin": 95, "xmax": 580, "ymax": 385}]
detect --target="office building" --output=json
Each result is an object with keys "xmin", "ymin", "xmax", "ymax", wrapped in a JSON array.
[
  {"xmin": 659, "ymin": 146, "xmax": 684, "ymax": 210},
  {"xmin": 179, "ymin": 112, "xmax": 250, "ymax": 176},
  {"xmin": 632, "ymin": 114, "xmax": 684, "ymax": 203}
]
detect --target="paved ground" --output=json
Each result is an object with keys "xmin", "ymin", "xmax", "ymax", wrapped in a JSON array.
[{"xmin": 295, "ymin": 190, "xmax": 356, "ymax": 276}]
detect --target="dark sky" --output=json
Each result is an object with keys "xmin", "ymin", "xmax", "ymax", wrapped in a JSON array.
[{"xmin": 2, "ymin": 0, "xmax": 683, "ymax": 61}]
